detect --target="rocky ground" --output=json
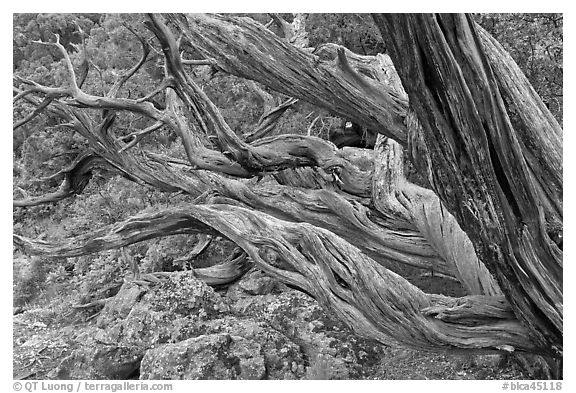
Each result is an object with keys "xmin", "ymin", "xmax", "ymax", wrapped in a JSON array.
[{"xmin": 13, "ymin": 265, "xmax": 541, "ymax": 380}]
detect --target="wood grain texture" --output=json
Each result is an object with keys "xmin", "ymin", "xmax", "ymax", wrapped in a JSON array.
[
  {"xmin": 15, "ymin": 203, "xmax": 543, "ymax": 354},
  {"xmin": 373, "ymin": 13, "xmax": 562, "ymax": 355}
]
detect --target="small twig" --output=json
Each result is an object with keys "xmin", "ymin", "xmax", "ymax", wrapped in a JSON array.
[
  {"xmin": 419, "ymin": 271, "xmax": 460, "ymax": 282},
  {"xmin": 72, "ymin": 22, "xmax": 90, "ymax": 88},
  {"xmin": 119, "ymin": 121, "xmax": 164, "ymax": 152},
  {"xmin": 89, "ymin": 61, "xmax": 106, "ymax": 95},
  {"xmin": 72, "ymin": 298, "xmax": 110, "ymax": 309},
  {"xmin": 22, "ymin": 358, "xmax": 39, "ymax": 369},
  {"xmin": 307, "ymin": 115, "xmax": 321, "ymax": 136},
  {"xmin": 13, "ymin": 89, "xmax": 34, "ymax": 103},
  {"xmin": 32, "ymin": 34, "xmax": 80, "ymax": 94},
  {"xmin": 107, "ymin": 24, "xmax": 151, "ymax": 98},
  {"xmin": 13, "ymin": 97, "xmax": 55, "ymax": 130},
  {"xmin": 135, "ymin": 78, "xmax": 174, "ymax": 104},
  {"xmin": 181, "ymin": 58, "xmax": 217, "ymax": 66},
  {"xmin": 21, "ymin": 345, "xmax": 50, "ymax": 369},
  {"xmin": 15, "ymin": 187, "xmax": 29, "ymax": 199},
  {"xmin": 86, "ymin": 311, "xmax": 101, "ymax": 322}
]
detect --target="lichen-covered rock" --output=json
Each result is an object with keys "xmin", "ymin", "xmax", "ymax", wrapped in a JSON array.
[
  {"xmin": 95, "ymin": 283, "xmax": 145, "ymax": 329},
  {"xmin": 98, "ymin": 272, "xmax": 228, "ymax": 325},
  {"xmin": 139, "ymin": 333, "xmax": 266, "ymax": 380},
  {"xmin": 19, "ymin": 269, "xmax": 383, "ymax": 380},
  {"xmin": 47, "ymin": 327, "xmax": 142, "ymax": 379},
  {"xmin": 49, "ymin": 272, "xmax": 231, "ymax": 379},
  {"xmin": 96, "ymin": 272, "xmax": 229, "ymax": 348},
  {"xmin": 202, "ymin": 317, "xmax": 306, "ymax": 379},
  {"xmin": 224, "ymin": 286, "xmax": 384, "ymax": 379}
]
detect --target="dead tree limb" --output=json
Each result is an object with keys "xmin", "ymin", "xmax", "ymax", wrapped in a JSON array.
[
  {"xmin": 14, "ymin": 203, "xmax": 544, "ymax": 355},
  {"xmin": 167, "ymin": 13, "xmax": 408, "ymax": 143}
]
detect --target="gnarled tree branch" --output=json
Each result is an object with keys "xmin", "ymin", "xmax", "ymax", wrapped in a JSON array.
[
  {"xmin": 14, "ymin": 203, "xmax": 544, "ymax": 355},
  {"xmin": 167, "ymin": 13, "xmax": 408, "ymax": 143}
]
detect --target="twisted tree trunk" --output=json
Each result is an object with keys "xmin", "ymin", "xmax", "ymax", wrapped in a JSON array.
[
  {"xmin": 13, "ymin": 13, "xmax": 562, "ymax": 363},
  {"xmin": 373, "ymin": 13, "xmax": 562, "ymax": 356}
]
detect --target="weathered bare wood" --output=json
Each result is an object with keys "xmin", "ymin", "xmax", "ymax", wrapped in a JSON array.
[
  {"xmin": 10, "ymin": 15, "xmax": 505, "ymax": 300},
  {"xmin": 243, "ymin": 97, "xmax": 298, "ymax": 143},
  {"xmin": 365, "ymin": 52, "xmax": 500, "ymax": 297},
  {"xmin": 173, "ymin": 234, "xmax": 213, "ymax": 264},
  {"xmin": 13, "ymin": 13, "xmax": 562, "ymax": 360},
  {"xmin": 193, "ymin": 247, "xmax": 252, "ymax": 286},
  {"xmin": 372, "ymin": 135, "xmax": 501, "ymax": 296},
  {"xmin": 148, "ymin": 16, "xmax": 377, "ymax": 192},
  {"xmin": 166, "ymin": 13, "xmax": 408, "ymax": 143},
  {"xmin": 13, "ymin": 81, "xmax": 438, "ymax": 278},
  {"xmin": 12, "ymin": 141, "xmax": 451, "ymax": 282},
  {"xmin": 167, "ymin": 12, "xmax": 562, "ymax": 205},
  {"xmin": 14, "ymin": 203, "xmax": 544, "ymax": 355},
  {"xmin": 269, "ymin": 13, "xmax": 309, "ymax": 48},
  {"xmin": 15, "ymin": 17, "xmax": 379, "ymax": 197},
  {"xmin": 272, "ymin": 166, "xmax": 338, "ymax": 192},
  {"xmin": 13, "ymin": 69, "xmax": 483, "ymax": 296},
  {"xmin": 477, "ymin": 26, "xmax": 562, "ymax": 236},
  {"xmin": 13, "ymin": 96, "xmax": 54, "ymax": 131},
  {"xmin": 373, "ymin": 13, "xmax": 562, "ymax": 355}
]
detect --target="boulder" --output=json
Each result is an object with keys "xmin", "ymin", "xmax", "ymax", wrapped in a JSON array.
[
  {"xmin": 140, "ymin": 333, "xmax": 266, "ymax": 380},
  {"xmin": 47, "ymin": 328, "xmax": 142, "ymax": 379},
  {"xmin": 225, "ymin": 285, "xmax": 384, "ymax": 379},
  {"xmin": 202, "ymin": 317, "xmax": 306, "ymax": 379},
  {"xmin": 50, "ymin": 272, "xmax": 230, "ymax": 379}
]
